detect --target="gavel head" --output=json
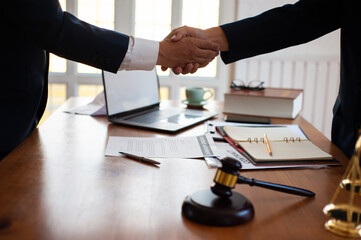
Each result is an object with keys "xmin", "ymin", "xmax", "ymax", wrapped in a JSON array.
[{"xmin": 211, "ymin": 157, "xmax": 241, "ymax": 198}]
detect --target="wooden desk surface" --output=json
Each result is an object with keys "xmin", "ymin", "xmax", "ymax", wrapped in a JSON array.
[{"xmin": 0, "ymin": 98, "xmax": 351, "ymax": 240}]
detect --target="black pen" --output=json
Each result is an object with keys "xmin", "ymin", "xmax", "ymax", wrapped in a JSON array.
[{"xmin": 119, "ymin": 151, "xmax": 161, "ymax": 165}]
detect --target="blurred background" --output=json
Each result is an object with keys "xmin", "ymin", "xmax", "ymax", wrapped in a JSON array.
[{"xmin": 47, "ymin": 0, "xmax": 340, "ymax": 140}]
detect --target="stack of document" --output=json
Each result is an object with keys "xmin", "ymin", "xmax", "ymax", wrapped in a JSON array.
[
  {"xmin": 205, "ymin": 121, "xmax": 339, "ymax": 170},
  {"xmin": 105, "ymin": 121, "xmax": 339, "ymax": 170}
]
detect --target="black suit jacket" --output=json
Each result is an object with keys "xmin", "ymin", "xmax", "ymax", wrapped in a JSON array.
[
  {"xmin": 0, "ymin": 0, "xmax": 129, "ymax": 157},
  {"xmin": 220, "ymin": 0, "xmax": 361, "ymax": 158}
]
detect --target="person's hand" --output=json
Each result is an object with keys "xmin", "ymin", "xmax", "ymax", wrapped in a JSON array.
[
  {"xmin": 171, "ymin": 26, "xmax": 229, "ymax": 51},
  {"xmin": 160, "ymin": 26, "xmax": 209, "ymax": 74},
  {"xmin": 161, "ymin": 62, "xmax": 200, "ymax": 75},
  {"xmin": 162, "ymin": 26, "xmax": 229, "ymax": 75},
  {"xmin": 156, "ymin": 33, "xmax": 219, "ymax": 73},
  {"xmin": 170, "ymin": 26, "xmax": 208, "ymax": 43}
]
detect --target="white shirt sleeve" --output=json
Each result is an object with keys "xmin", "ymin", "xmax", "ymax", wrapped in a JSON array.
[{"xmin": 118, "ymin": 36, "xmax": 159, "ymax": 71}]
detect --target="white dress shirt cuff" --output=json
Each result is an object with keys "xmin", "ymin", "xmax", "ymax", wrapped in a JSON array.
[{"xmin": 119, "ymin": 36, "xmax": 159, "ymax": 71}]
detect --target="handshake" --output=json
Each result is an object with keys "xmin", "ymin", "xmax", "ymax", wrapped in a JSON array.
[{"xmin": 156, "ymin": 26, "xmax": 229, "ymax": 75}]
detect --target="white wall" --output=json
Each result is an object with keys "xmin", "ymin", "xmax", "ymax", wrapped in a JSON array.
[{"xmin": 227, "ymin": 0, "xmax": 341, "ymax": 139}]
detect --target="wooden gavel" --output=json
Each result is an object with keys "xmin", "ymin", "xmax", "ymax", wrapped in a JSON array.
[{"xmin": 211, "ymin": 157, "xmax": 315, "ymax": 198}]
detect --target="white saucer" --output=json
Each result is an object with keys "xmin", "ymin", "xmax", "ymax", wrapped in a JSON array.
[{"xmin": 181, "ymin": 100, "xmax": 208, "ymax": 107}]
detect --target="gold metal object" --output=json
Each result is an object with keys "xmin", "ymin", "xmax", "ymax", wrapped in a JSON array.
[
  {"xmin": 341, "ymin": 179, "xmax": 361, "ymax": 195},
  {"xmin": 213, "ymin": 169, "xmax": 238, "ymax": 188},
  {"xmin": 264, "ymin": 134, "xmax": 272, "ymax": 156},
  {"xmin": 323, "ymin": 132, "xmax": 361, "ymax": 237}
]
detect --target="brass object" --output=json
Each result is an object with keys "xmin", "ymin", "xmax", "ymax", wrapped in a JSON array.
[
  {"xmin": 213, "ymin": 169, "xmax": 238, "ymax": 188},
  {"xmin": 341, "ymin": 179, "xmax": 361, "ymax": 195},
  {"xmin": 323, "ymin": 133, "xmax": 361, "ymax": 237}
]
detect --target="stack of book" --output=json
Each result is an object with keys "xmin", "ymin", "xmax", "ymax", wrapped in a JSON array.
[{"xmin": 223, "ymin": 88, "xmax": 303, "ymax": 122}]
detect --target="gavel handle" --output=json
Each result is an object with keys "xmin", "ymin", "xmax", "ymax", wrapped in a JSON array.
[{"xmin": 237, "ymin": 176, "xmax": 315, "ymax": 198}]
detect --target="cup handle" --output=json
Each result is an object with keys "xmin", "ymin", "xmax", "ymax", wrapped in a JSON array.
[{"xmin": 203, "ymin": 90, "xmax": 213, "ymax": 101}]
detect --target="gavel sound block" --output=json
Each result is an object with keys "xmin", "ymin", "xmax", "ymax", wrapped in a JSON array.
[{"xmin": 182, "ymin": 157, "xmax": 315, "ymax": 226}]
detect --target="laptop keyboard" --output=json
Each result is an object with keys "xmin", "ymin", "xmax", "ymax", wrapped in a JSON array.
[{"xmin": 125, "ymin": 110, "xmax": 177, "ymax": 124}]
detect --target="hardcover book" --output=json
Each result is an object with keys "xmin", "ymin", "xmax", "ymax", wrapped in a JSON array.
[
  {"xmin": 224, "ymin": 113, "xmax": 271, "ymax": 124},
  {"xmin": 223, "ymin": 88, "xmax": 303, "ymax": 119}
]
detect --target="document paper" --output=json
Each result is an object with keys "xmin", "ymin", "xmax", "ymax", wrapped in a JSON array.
[
  {"xmin": 64, "ymin": 91, "xmax": 106, "ymax": 116},
  {"xmin": 105, "ymin": 135, "xmax": 219, "ymax": 158}
]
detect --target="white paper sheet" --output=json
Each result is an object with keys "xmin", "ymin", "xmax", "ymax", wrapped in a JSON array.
[
  {"xmin": 105, "ymin": 135, "xmax": 219, "ymax": 158},
  {"xmin": 64, "ymin": 91, "xmax": 106, "ymax": 116}
]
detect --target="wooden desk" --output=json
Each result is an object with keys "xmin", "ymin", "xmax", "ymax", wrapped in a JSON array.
[{"xmin": 0, "ymin": 98, "xmax": 351, "ymax": 240}]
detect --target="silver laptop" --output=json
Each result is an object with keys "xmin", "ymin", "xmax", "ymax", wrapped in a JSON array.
[{"xmin": 102, "ymin": 69, "xmax": 217, "ymax": 133}]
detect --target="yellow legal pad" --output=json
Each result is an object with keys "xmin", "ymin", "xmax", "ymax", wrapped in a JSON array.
[{"xmin": 223, "ymin": 126, "xmax": 333, "ymax": 162}]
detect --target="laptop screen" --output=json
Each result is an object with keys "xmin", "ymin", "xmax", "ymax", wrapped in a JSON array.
[{"xmin": 102, "ymin": 69, "xmax": 159, "ymax": 116}]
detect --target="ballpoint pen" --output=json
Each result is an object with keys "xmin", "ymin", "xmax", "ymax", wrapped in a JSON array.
[
  {"xmin": 119, "ymin": 151, "xmax": 161, "ymax": 165},
  {"xmin": 264, "ymin": 134, "xmax": 272, "ymax": 156}
]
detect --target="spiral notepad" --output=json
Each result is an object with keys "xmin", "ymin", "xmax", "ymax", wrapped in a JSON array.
[{"xmin": 223, "ymin": 126, "xmax": 333, "ymax": 162}]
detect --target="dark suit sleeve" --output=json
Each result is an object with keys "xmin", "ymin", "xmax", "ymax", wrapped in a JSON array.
[
  {"xmin": 220, "ymin": 0, "xmax": 341, "ymax": 64},
  {"xmin": 6, "ymin": 0, "xmax": 129, "ymax": 73}
]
